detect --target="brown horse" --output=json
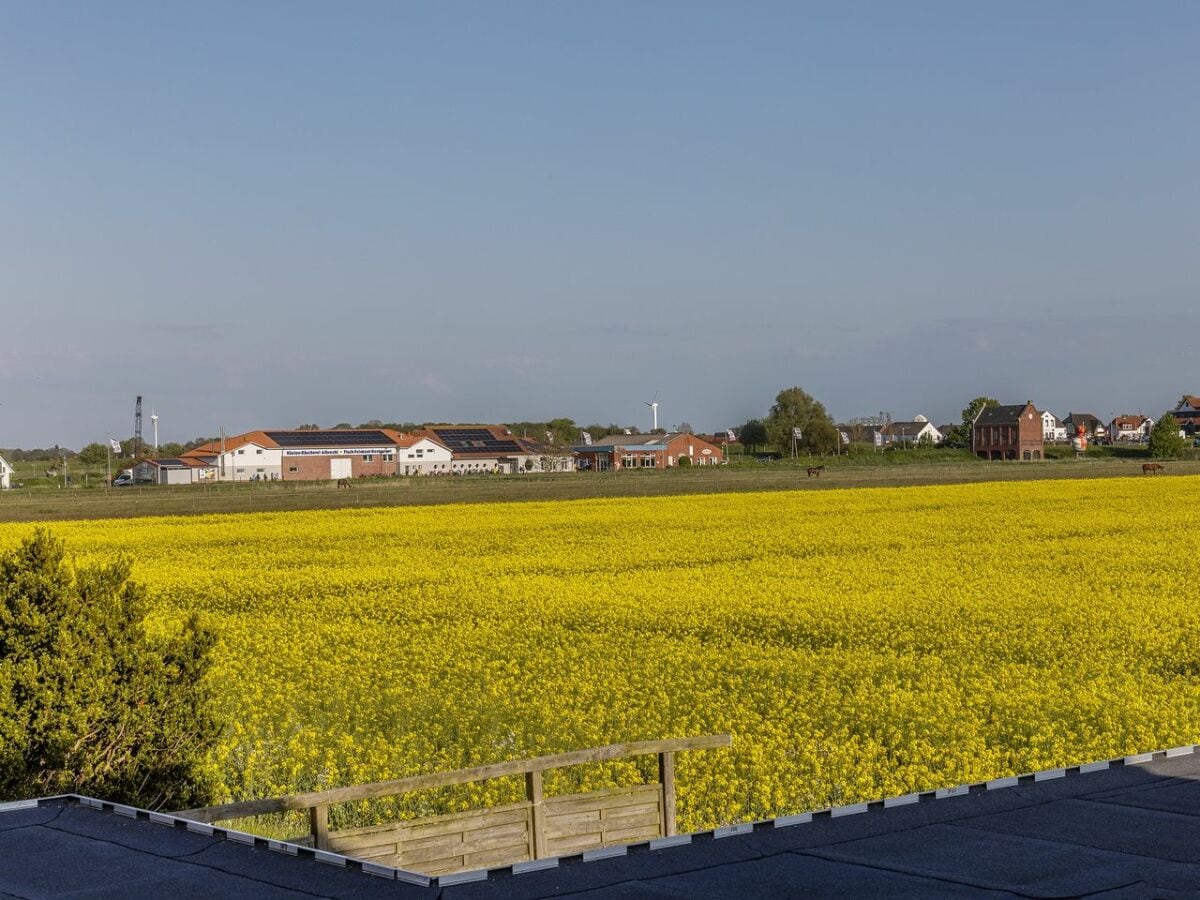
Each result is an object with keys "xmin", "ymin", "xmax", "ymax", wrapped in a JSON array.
[
  {"xmin": 807, "ymin": 465, "xmax": 825, "ymax": 478},
  {"xmin": 1142, "ymin": 462, "xmax": 1164, "ymax": 475},
  {"xmin": 336, "ymin": 477, "xmax": 352, "ymax": 489}
]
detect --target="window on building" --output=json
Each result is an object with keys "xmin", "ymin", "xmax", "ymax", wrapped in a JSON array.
[
  {"xmin": 256, "ymin": 448, "xmax": 263, "ymax": 454},
  {"xmin": 383, "ymin": 453, "xmax": 393, "ymax": 461},
  {"xmin": 363, "ymin": 454, "xmax": 373, "ymax": 462},
  {"xmin": 237, "ymin": 449, "xmax": 245, "ymax": 455},
  {"xmin": 288, "ymin": 466, "xmax": 298, "ymax": 473}
]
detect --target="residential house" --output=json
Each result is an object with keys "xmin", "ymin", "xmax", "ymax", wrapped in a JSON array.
[
  {"xmin": 972, "ymin": 402, "xmax": 1044, "ymax": 460},
  {"xmin": 1040, "ymin": 411, "xmax": 1068, "ymax": 443},
  {"xmin": 0, "ymin": 453, "xmax": 12, "ymax": 489},
  {"xmin": 573, "ymin": 433, "xmax": 724, "ymax": 471},
  {"xmin": 1062, "ymin": 413, "xmax": 1106, "ymax": 442},
  {"xmin": 1174, "ymin": 395, "xmax": 1200, "ymax": 435},
  {"xmin": 1109, "ymin": 415, "xmax": 1154, "ymax": 442},
  {"xmin": 882, "ymin": 419, "xmax": 943, "ymax": 446}
]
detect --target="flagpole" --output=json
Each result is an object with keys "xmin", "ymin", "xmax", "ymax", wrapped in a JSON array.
[{"xmin": 106, "ymin": 435, "xmax": 111, "ymax": 490}]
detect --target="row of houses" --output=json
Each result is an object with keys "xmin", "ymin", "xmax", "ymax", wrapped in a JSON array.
[{"xmin": 130, "ymin": 426, "xmax": 727, "ymax": 484}]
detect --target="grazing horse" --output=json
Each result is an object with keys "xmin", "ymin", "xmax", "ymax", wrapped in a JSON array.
[
  {"xmin": 806, "ymin": 465, "xmax": 825, "ymax": 478},
  {"xmin": 336, "ymin": 477, "xmax": 352, "ymax": 489},
  {"xmin": 1142, "ymin": 462, "xmax": 1164, "ymax": 475}
]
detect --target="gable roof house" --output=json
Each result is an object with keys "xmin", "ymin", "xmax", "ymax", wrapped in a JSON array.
[
  {"xmin": 1062, "ymin": 412, "xmax": 1106, "ymax": 440},
  {"xmin": 1040, "ymin": 410, "xmax": 1068, "ymax": 442},
  {"xmin": 972, "ymin": 402, "xmax": 1044, "ymax": 460},
  {"xmin": 1174, "ymin": 395, "xmax": 1200, "ymax": 434},
  {"xmin": 413, "ymin": 425, "xmax": 555, "ymax": 474},
  {"xmin": 882, "ymin": 420, "xmax": 943, "ymax": 446},
  {"xmin": 0, "ymin": 453, "xmax": 12, "ymax": 489},
  {"xmin": 1109, "ymin": 415, "xmax": 1154, "ymax": 442}
]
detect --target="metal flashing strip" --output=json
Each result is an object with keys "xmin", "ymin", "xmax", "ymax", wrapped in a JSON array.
[
  {"xmin": 935, "ymin": 785, "xmax": 970, "ymax": 799},
  {"xmin": 713, "ymin": 822, "xmax": 754, "ymax": 839},
  {"xmin": 1080, "ymin": 760, "xmax": 1110, "ymax": 774},
  {"xmin": 773, "ymin": 812, "xmax": 815, "ymax": 826},
  {"xmin": 437, "ymin": 868, "xmax": 489, "ymax": 886},
  {"xmin": 0, "ymin": 799, "xmax": 40, "ymax": 813},
  {"xmin": 1165, "ymin": 745, "xmax": 1196, "ymax": 758},
  {"xmin": 831, "ymin": 802, "xmax": 870, "ymax": 818},
  {"xmin": 883, "ymin": 793, "xmax": 921, "ymax": 807},
  {"xmin": 1034, "ymin": 769, "xmax": 1066, "ymax": 783},
  {"xmin": 511, "ymin": 857, "xmax": 560, "ymax": 874},
  {"xmin": 583, "ymin": 844, "xmax": 629, "ymax": 861},
  {"xmin": 986, "ymin": 776, "xmax": 1019, "ymax": 790}
]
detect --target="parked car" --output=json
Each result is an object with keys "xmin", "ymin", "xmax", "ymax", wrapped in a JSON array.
[{"xmin": 112, "ymin": 473, "xmax": 133, "ymax": 487}]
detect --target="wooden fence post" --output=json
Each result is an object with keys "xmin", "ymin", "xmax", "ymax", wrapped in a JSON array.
[
  {"xmin": 526, "ymin": 770, "xmax": 547, "ymax": 859},
  {"xmin": 659, "ymin": 751, "xmax": 676, "ymax": 837},
  {"xmin": 309, "ymin": 804, "xmax": 329, "ymax": 850}
]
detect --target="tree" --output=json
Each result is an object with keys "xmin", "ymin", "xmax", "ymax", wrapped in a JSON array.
[
  {"xmin": 1148, "ymin": 414, "xmax": 1186, "ymax": 459},
  {"xmin": 738, "ymin": 419, "xmax": 768, "ymax": 452},
  {"xmin": 676, "ymin": 422, "xmax": 694, "ymax": 434},
  {"xmin": 765, "ymin": 386, "xmax": 838, "ymax": 454},
  {"xmin": 0, "ymin": 530, "xmax": 220, "ymax": 809},
  {"xmin": 77, "ymin": 443, "xmax": 108, "ymax": 467},
  {"xmin": 945, "ymin": 396, "xmax": 999, "ymax": 447}
]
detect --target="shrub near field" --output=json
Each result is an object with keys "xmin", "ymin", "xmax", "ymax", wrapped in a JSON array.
[{"xmin": 3, "ymin": 476, "xmax": 1200, "ymax": 834}]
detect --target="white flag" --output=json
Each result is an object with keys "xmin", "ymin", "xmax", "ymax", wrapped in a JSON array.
[
  {"xmin": 725, "ymin": 429, "xmax": 736, "ymax": 441},
  {"xmin": 545, "ymin": 431, "xmax": 555, "ymax": 443},
  {"xmin": 623, "ymin": 428, "xmax": 632, "ymax": 435},
  {"xmin": 581, "ymin": 432, "xmax": 593, "ymax": 446},
  {"xmin": 873, "ymin": 431, "xmax": 883, "ymax": 447},
  {"xmin": 792, "ymin": 427, "xmax": 803, "ymax": 440},
  {"xmin": 109, "ymin": 439, "xmax": 123, "ymax": 453},
  {"xmin": 840, "ymin": 431, "xmax": 850, "ymax": 445}
]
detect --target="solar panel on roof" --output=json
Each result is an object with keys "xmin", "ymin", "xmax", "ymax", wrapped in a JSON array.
[
  {"xmin": 264, "ymin": 431, "xmax": 393, "ymax": 448},
  {"xmin": 429, "ymin": 428, "xmax": 524, "ymax": 454}
]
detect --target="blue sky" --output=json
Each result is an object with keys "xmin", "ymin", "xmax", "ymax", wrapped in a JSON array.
[{"xmin": 2, "ymin": 2, "xmax": 1197, "ymax": 446}]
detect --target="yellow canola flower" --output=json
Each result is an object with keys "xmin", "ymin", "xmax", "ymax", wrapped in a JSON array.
[{"xmin": 3, "ymin": 475, "xmax": 1199, "ymax": 833}]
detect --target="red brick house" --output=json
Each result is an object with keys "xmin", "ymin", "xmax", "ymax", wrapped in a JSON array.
[{"xmin": 972, "ymin": 402, "xmax": 1044, "ymax": 460}]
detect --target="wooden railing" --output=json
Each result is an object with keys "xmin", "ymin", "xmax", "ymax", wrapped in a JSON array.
[{"xmin": 177, "ymin": 735, "xmax": 731, "ymax": 875}]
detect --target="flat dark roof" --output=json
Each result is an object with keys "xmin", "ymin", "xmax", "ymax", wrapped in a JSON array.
[{"xmin": 5, "ymin": 746, "xmax": 1200, "ymax": 897}]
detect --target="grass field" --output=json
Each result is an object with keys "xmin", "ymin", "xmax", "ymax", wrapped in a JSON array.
[
  {"xmin": 3, "ymin": 475, "xmax": 1198, "ymax": 835},
  {"xmin": 2, "ymin": 455, "xmax": 1199, "ymax": 523}
]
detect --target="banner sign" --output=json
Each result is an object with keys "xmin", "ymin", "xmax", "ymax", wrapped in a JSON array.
[{"xmin": 282, "ymin": 447, "xmax": 393, "ymax": 456}]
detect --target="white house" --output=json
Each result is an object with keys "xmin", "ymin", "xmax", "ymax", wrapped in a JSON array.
[
  {"xmin": 883, "ymin": 417, "xmax": 943, "ymax": 446},
  {"xmin": 0, "ymin": 454, "xmax": 12, "ymax": 489},
  {"xmin": 1040, "ymin": 411, "xmax": 1068, "ymax": 443},
  {"xmin": 396, "ymin": 435, "xmax": 454, "ymax": 475},
  {"xmin": 1109, "ymin": 415, "xmax": 1153, "ymax": 442}
]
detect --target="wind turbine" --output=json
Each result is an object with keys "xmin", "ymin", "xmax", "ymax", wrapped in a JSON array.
[
  {"xmin": 150, "ymin": 410, "xmax": 159, "ymax": 450},
  {"xmin": 644, "ymin": 393, "xmax": 659, "ymax": 432}
]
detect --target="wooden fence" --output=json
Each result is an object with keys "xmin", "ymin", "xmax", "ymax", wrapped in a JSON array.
[{"xmin": 177, "ymin": 735, "xmax": 731, "ymax": 876}]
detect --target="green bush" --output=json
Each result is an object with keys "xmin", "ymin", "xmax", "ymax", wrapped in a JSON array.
[{"xmin": 0, "ymin": 529, "xmax": 221, "ymax": 809}]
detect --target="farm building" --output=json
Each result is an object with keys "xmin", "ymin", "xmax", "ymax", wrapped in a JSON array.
[
  {"xmin": 181, "ymin": 429, "xmax": 412, "ymax": 482},
  {"xmin": 395, "ymin": 433, "xmax": 454, "ymax": 475},
  {"xmin": 573, "ymin": 433, "xmax": 724, "ymax": 471},
  {"xmin": 0, "ymin": 453, "xmax": 12, "ymax": 489},
  {"xmin": 132, "ymin": 457, "xmax": 216, "ymax": 485},
  {"xmin": 1109, "ymin": 414, "xmax": 1153, "ymax": 441},
  {"xmin": 413, "ymin": 425, "xmax": 569, "ymax": 474},
  {"xmin": 972, "ymin": 402, "xmax": 1044, "ymax": 460}
]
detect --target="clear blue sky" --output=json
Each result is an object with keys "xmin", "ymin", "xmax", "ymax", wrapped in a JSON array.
[{"xmin": 2, "ymin": 1, "xmax": 1197, "ymax": 447}]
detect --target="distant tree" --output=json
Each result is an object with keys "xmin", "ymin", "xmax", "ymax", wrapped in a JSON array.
[
  {"xmin": 945, "ymin": 396, "xmax": 999, "ymax": 446},
  {"xmin": 358, "ymin": 420, "xmax": 384, "ymax": 429},
  {"xmin": 676, "ymin": 422, "xmax": 694, "ymax": 434},
  {"xmin": 332, "ymin": 422, "xmax": 352, "ymax": 430},
  {"xmin": 157, "ymin": 442, "xmax": 186, "ymax": 459},
  {"xmin": 77, "ymin": 443, "xmax": 108, "ymax": 467},
  {"xmin": 738, "ymin": 419, "xmax": 768, "ymax": 452},
  {"xmin": 765, "ymin": 387, "xmax": 837, "ymax": 454},
  {"xmin": 295, "ymin": 424, "xmax": 321, "ymax": 431},
  {"xmin": 1148, "ymin": 414, "xmax": 1186, "ymax": 459},
  {"xmin": 0, "ymin": 530, "xmax": 221, "ymax": 809}
]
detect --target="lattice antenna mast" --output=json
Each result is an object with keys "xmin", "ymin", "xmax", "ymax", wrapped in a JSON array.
[{"xmin": 133, "ymin": 395, "xmax": 143, "ymax": 461}]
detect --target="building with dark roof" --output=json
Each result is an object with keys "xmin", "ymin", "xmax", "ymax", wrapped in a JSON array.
[
  {"xmin": 1062, "ymin": 412, "xmax": 1106, "ymax": 441},
  {"xmin": 413, "ymin": 425, "xmax": 572, "ymax": 474},
  {"xmin": 972, "ymin": 402, "xmax": 1044, "ymax": 460}
]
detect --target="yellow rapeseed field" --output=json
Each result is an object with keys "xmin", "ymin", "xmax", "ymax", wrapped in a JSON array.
[{"xmin": 3, "ymin": 475, "xmax": 1199, "ymax": 833}]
